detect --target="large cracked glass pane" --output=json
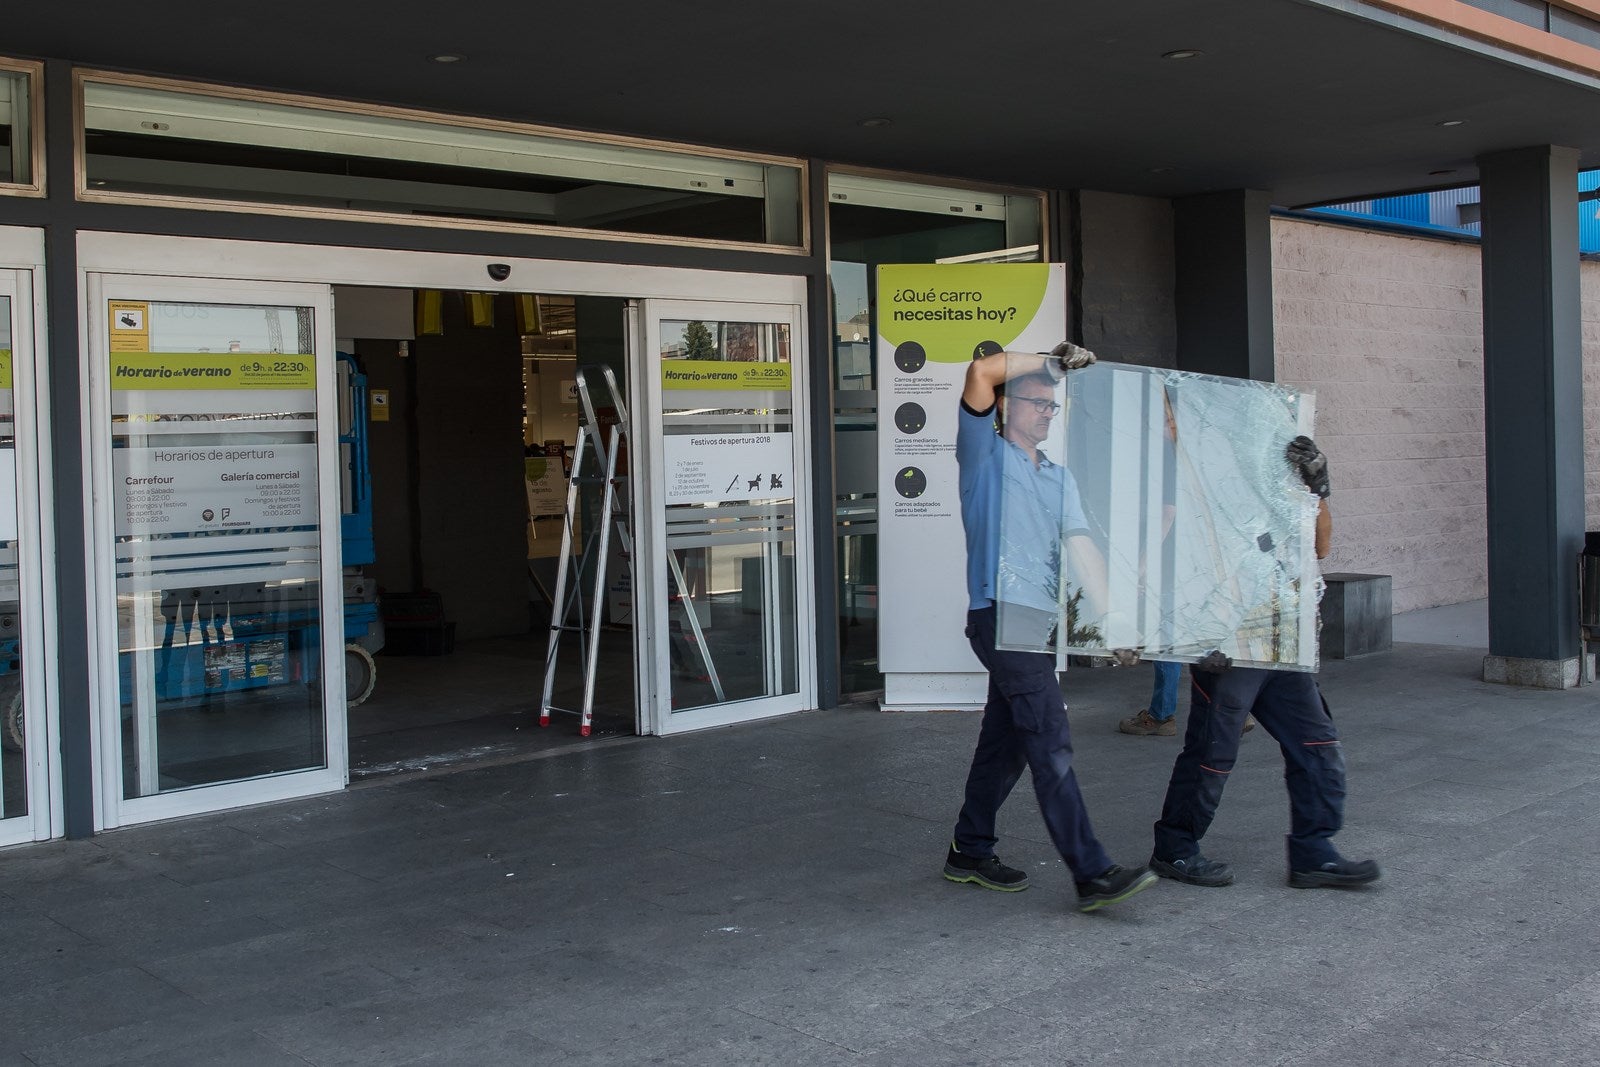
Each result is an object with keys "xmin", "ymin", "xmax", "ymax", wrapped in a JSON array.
[{"xmin": 995, "ymin": 356, "xmax": 1320, "ymax": 670}]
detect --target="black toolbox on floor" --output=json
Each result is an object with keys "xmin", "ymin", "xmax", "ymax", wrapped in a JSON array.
[{"xmin": 380, "ymin": 590, "xmax": 456, "ymax": 656}]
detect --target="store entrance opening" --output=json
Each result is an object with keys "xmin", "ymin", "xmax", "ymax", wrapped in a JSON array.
[{"xmin": 336, "ymin": 287, "xmax": 636, "ymax": 778}]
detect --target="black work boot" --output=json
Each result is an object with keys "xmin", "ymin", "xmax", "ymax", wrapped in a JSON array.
[
  {"xmin": 943, "ymin": 845, "xmax": 1030, "ymax": 892},
  {"xmin": 1075, "ymin": 864, "xmax": 1157, "ymax": 912},
  {"xmin": 1288, "ymin": 856, "xmax": 1381, "ymax": 888},
  {"xmin": 1150, "ymin": 853, "xmax": 1235, "ymax": 887}
]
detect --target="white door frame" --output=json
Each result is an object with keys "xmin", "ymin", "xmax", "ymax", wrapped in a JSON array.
[
  {"xmin": 74, "ymin": 233, "xmax": 811, "ymax": 823},
  {"xmin": 0, "ymin": 226, "xmax": 60, "ymax": 845},
  {"xmin": 82, "ymin": 273, "xmax": 344, "ymax": 828},
  {"xmin": 634, "ymin": 299, "xmax": 815, "ymax": 735}
]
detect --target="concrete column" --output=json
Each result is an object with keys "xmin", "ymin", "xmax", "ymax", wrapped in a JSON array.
[
  {"xmin": 1173, "ymin": 189, "xmax": 1274, "ymax": 381},
  {"xmin": 1478, "ymin": 145, "xmax": 1588, "ymax": 689}
]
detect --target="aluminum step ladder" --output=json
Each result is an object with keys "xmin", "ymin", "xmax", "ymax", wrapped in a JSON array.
[
  {"xmin": 538, "ymin": 367, "xmax": 627, "ymax": 736},
  {"xmin": 538, "ymin": 367, "xmax": 722, "ymax": 735}
]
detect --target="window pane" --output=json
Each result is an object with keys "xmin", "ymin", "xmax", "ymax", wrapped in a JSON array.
[
  {"xmin": 827, "ymin": 173, "xmax": 1044, "ymax": 691},
  {"xmin": 82, "ymin": 81, "xmax": 803, "ymax": 247},
  {"xmin": 658, "ymin": 319, "xmax": 798, "ymax": 711},
  {"xmin": 108, "ymin": 299, "xmax": 328, "ymax": 797},
  {"xmin": 0, "ymin": 70, "xmax": 32, "ymax": 186},
  {"xmin": 0, "ymin": 295, "xmax": 25, "ymax": 818}
]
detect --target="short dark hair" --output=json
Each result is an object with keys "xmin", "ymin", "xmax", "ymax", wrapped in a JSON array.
[{"xmin": 995, "ymin": 370, "xmax": 1057, "ymax": 399}]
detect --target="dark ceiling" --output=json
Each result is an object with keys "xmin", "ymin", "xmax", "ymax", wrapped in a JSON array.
[{"xmin": 14, "ymin": 0, "xmax": 1600, "ymax": 205}]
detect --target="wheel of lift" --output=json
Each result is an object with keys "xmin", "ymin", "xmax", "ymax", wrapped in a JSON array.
[
  {"xmin": 345, "ymin": 644, "xmax": 377, "ymax": 706},
  {"xmin": 2, "ymin": 689, "xmax": 22, "ymax": 753}
]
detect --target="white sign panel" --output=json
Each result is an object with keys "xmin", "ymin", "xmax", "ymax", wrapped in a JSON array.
[
  {"xmin": 114, "ymin": 442, "xmax": 318, "ymax": 536},
  {"xmin": 663, "ymin": 432, "xmax": 794, "ymax": 505},
  {"xmin": 876, "ymin": 263, "xmax": 1067, "ymax": 708}
]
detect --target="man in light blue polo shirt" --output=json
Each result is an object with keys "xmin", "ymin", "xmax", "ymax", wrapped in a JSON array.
[{"xmin": 942, "ymin": 343, "xmax": 1157, "ymax": 913}]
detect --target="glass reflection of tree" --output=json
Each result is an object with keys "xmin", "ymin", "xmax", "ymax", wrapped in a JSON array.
[{"xmin": 682, "ymin": 320, "xmax": 715, "ymax": 359}]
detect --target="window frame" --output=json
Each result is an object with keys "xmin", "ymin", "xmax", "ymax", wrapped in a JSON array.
[
  {"xmin": 0, "ymin": 58, "xmax": 45, "ymax": 198},
  {"xmin": 74, "ymin": 69, "xmax": 810, "ymax": 255}
]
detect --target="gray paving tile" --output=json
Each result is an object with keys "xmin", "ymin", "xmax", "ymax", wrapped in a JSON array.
[
  {"xmin": 147, "ymin": 937, "xmax": 406, "ymax": 1016},
  {"xmin": 1468, "ymin": 972, "xmax": 1600, "ymax": 1066},
  {"xmin": 23, "ymin": 1006, "xmax": 290, "ymax": 1067},
  {"xmin": 1, "ymin": 967, "xmax": 196, "ymax": 1050},
  {"xmin": 390, "ymin": 1028, "xmax": 572, "ymax": 1066},
  {"xmin": 1030, "ymin": 984, "xmax": 1344, "ymax": 1065},
  {"xmin": 553, "ymin": 1007, "xmax": 858, "ymax": 1067},
  {"xmin": 43, "ymin": 895, "xmax": 287, "ymax": 962},
  {"xmin": 256, "ymin": 988, "xmax": 524, "ymax": 1067},
  {"xmin": 116, "ymin": 1031, "xmax": 309, "ymax": 1067}
]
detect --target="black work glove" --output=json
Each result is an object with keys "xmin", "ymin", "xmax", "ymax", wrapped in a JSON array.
[
  {"xmin": 1195, "ymin": 650, "xmax": 1233, "ymax": 674},
  {"xmin": 1286, "ymin": 435, "xmax": 1331, "ymax": 499},
  {"xmin": 1043, "ymin": 341, "xmax": 1096, "ymax": 381}
]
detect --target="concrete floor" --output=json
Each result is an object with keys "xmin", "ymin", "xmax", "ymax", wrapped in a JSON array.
[
  {"xmin": 1, "ymin": 638, "xmax": 1597, "ymax": 1066},
  {"xmin": 1392, "ymin": 598, "xmax": 1489, "ymax": 648}
]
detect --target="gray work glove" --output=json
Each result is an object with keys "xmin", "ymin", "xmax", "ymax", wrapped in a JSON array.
[
  {"xmin": 1286, "ymin": 435, "xmax": 1331, "ymax": 499},
  {"xmin": 1043, "ymin": 341, "xmax": 1096, "ymax": 381},
  {"xmin": 1195, "ymin": 650, "xmax": 1233, "ymax": 674},
  {"xmin": 1108, "ymin": 648, "xmax": 1141, "ymax": 667}
]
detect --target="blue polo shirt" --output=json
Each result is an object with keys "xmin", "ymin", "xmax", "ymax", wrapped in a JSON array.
[{"xmin": 956, "ymin": 400, "xmax": 1090, "ymax": 611}]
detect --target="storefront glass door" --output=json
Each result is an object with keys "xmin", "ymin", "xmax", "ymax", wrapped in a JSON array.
[
  {"xmin": 86, "ymin": 275, "xmax": 345, "ymax": 826},
  {"xmin": 0, "ymin": 262, "xmax": 51, "ymax": 845},
  {"xmin": 636, "ymin": 299, "xmax": 813, "ymax": 734}
]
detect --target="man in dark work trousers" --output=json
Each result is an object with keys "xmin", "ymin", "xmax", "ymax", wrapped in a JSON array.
[
  {"xmin": 1150, "ymin": 437, "xmax": 1381, "ymax": 890},
  {"xmin": 942, "ymin": 342, "xmax": 1158, "ymax": 913}
]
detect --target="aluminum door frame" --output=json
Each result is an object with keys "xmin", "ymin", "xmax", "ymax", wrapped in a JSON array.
[
  {"xmin": 82, "ymin": 272, "xmax": 345, "ymax": 829},
  {"xmin": 0, "ymin": 226, "xmax": 59, "ymax": 844},
  {"xmin": 633, "ymin": 298, "xmax": 816, "ymax": 736}
]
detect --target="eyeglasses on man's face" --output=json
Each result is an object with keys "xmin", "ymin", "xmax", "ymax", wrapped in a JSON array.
[{"xmin": 1014, "ymin": 396, "xmax": 1062, "ymax": 415}]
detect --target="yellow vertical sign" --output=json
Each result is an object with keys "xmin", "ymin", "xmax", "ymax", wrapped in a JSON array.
[
  {"xmin": 0, "ymin": 349, "xmax": 11, "ymax": 390},
  {"xmin": 108, "ymin": 301, "xmax": 151, "ymax": 353}
]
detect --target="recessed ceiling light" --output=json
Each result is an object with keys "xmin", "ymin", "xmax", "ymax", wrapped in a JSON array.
[
  {"xmin": 1436, "ymin": 119, "xmax": 1465, "ymax": 127},
  {"xmin": 430, "ymin": 53, "xmax": 465, "ymax": 64},
  {"xmin": 1162, "ymin": 49, "xmax": 1204, "ymax": 60},
  {"xmin": 857, "ymin": 117, "xmax": 892, "ymax": 128}
]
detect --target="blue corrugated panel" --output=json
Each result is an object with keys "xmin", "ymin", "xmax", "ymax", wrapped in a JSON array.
[
  {"xmin": 1370, "ymin": 194, "xmax": 1431, "ymax": 224},
  {"xmin": 1428, "ymin": 187, "xmax": 1479, "ymax": 235},
  {"xmin": 1310, "ymin": 172, "xmax": 1600, "ymax": 251},
  {"xmin": 1578, "ymin": 171, "xmax": 1600, "ymax": 254}
]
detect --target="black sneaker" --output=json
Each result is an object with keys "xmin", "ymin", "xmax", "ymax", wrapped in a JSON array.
[
  {"xmin": 1288, "ymin": 857, "xmax": 1381, "ymax": 889},
  {"xmin": 943, "ymin": 846, "xmax": 1030, "ymax": 892},
  {"xmin": 1075, "ymin": 864, "xmax": 1158, "ymax": 912},
  {"xmin": 1150, "ymin": 853, "xmax": 1235, "ymax": 887}
]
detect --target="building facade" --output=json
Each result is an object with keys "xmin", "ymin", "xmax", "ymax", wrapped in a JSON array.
[{"xmin": 2, "ymin": 0, "xmax": 1597, "ymax": 842}]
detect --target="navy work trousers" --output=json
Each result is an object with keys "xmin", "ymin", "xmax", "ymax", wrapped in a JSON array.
[
  {"xmin": 1152, "ymin": 666, "xmax": 1346, "ymax": 871},
  {"xmin": 952, "ymin": 607, "xmax": 1113, "ymax": 880}
]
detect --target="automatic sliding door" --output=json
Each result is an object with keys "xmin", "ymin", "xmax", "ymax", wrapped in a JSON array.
[
  {"xmin": 639, "ymin": 301, "xmax": 813, "ymax": 734},
  {"xmin": 89, "ymin": 277, "xmax": 344, "ymax": 824}
]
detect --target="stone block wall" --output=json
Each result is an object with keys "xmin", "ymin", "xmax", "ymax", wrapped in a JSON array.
[{"xmin": 1273, "ymin": 215, "xmax": 1600, "ymax": 612}]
